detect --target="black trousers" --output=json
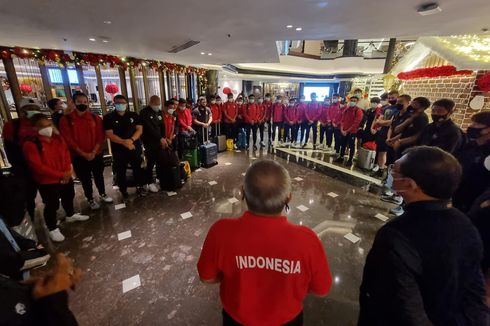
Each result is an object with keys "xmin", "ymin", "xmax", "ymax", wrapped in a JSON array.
[
  {"xmin": 304, "ymin": 121, "xmax": 318, "ymax": 145},
  {"xmin": 319, "ymin": 124, "xmax": 334, "ymax": 147},
  {"xmin": 339, "ymin": 133, "xmax": 357, "ymax": 161},
  {"xmin": 266, "ymin": 121, "xmax": 272, "ymax": 143},
  {"xmin": 25, "ymin": 173, "xmax": 37, "ymax": 219},
  {"xmin": 224, "ymin": 123, "xmax": 238, "ymax": 141},
  {"xmin": 284, "ymin": 123, "xmax": 299, "ymax": 143},
  {"xmin": 245, "ymin": 124, "xmax": 258, "ymax": 146},
  {"xmin": 144, "ymin": 147, "xmax": 160, "ymax": 185},
  {"xmin": 38, "ymin": 181, "xmax": 75, "ymax": 230},
  {"xmin": 112, "ymin": 149, "xmax": 145, "ymax": 193},
  {"xmin": 271, "ymin": 122, "xmax": 283, "ymax": 142},
  {"xmin": 334, "ymin": 127, "xmax": 342, "ymax": 153},
  {"xmin": 222, "ymin": 310, "xmax": 303, "ymax": 326},
  {"xmin": 72, "ymin": 154, "xmax": 106, "ymax": 201},
  {"xmin": 258, "ymin": 123, "xmax": 265, "ymax": 142}
]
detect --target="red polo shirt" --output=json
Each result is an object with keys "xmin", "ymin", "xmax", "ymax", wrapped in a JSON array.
[
  {"xmin": 177, "ymin": 108, "xmax": 193, "ymax": 131},
  {"xmin": 295, "ymin": 102, "xmax": 307, "ymax": 122},
  {"xmin": 197, "ymin": 211, "xmax": 332, "ymax": 326},
  {"xmin": 59, "ymin": 110, "xmax": 105, "ymax": 156},
  {"xmin": 341, "ymin": 106, "xmax": 364, "ymax": 133},
  {"xmin": 210, "ymin": 103, "xmax": 221, "ymax": 124},
  {"xmin": 223, "ymin": 102, "xmax": 238, "ymax": 123},
  {"xmin": 264, "ymin": 101, "xmax": 273, "ymax": 121}
]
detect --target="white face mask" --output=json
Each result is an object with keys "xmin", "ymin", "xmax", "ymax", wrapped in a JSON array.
[
  {"xmin": 282, "ymin": 101, "xmax": 288, "ymax": 105},
  {"xmin": 60, "ymin": 103, "xmax": 68, "ymax": 110},
  {"xmin": 151, "ymin": 105, "xmax": 161, "ymax": 112},
  {"xmin": 168, "ymin": 109, "xmax": 175, "ymax": 115},
  {"xmin": 300, "ymin": 99, "xmax": 305, "ymax": 103},
  {"xmin": 211, "ymin": 100, "xmax": 216, "ymax": 104},
  {"xmin": 265, "ymin": 97, "xmax": 270, "ymax": 101},
  {"xmin": 332, "ymin": 99, "xmax": 339, "ymax": 103},
  {"xmin": 38, "ymin": 126, "xmax": 53, "ymax": 138},
  {"xmin": 217, "ymin": 100, "xmax": 222, "ymax": 104},
  {"xmin": 258, "ymin": 99, "xmax": 264, "ymax": 104},
  {"xmin": 179, "ymin": 106, "xmax": 186, "ymax": 111},
  {"xmin": 249, "ymin": 99, "xmax": 255, "ymax": 104}
]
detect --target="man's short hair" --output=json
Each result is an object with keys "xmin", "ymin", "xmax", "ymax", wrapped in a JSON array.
[
  {"xmin": 164, "ymin": 100, "xmax": 174, "ymax": 107},
  {"xmin": 72, "ymin": 92, "xmax": 88, "ymax": 103},
  {"xmin": 380, "ymin": 92, "xmax": 388, "ymax": 100},
  {"xmin": 243, "ymin": 160, "xmax": 291, "ymax": 215},
  {"xmin": 179, "ymin": 98, "xmax": 186, "ymax": 104},
  {"xmin": 353, "ymin": 88, "xmax": 363, "ymax": 93},
  {"xmin": 412, "ymin": 97, "xmax": 431, "ymax": 110},
  {"xmin": 370, "ymin": 97, "xmax": 381, "ymax": 104},
  {"xmin": 47, "ymin": 98, "xmax": 61, "ymax": 110},
  {"xmin": 350, "ymin": 96, "xmax": 359, "ymax": 101},
  {"xmin": 332, "ymin": 93, "xmax": 340, "ymax": 97},
  {"xmin": 209, "ymin": 95, "xmax": 216, "ymax": 100},
  {"xmin": 248, "ymin": 94, "xmax": 255, "ymax": 98},
  {"xmin": 399, "ymin": 146, "xmax": 462, "ymax": 200},
  {"xmin": 265, "ymin": 93, "xmax": 271, "ymax": 97},
  {"xmin": 227, "ymin": 93, "xmax": 234, "ymax": 98},
  {"xmin": 30, "ymin": 113, "xmax": 50, "ymax": 126},
  {"xmin": 113, "ymin": 94, "xmax": 127, "ymax": 102},
  {"xmin": 432, "ymin": 99, "xmax": 455, "ymax": 112},
  {"xmin": 399, "ymin": 94, "xmax": 412, "ymax": 102},
  {"xmin": 471, "ymin": 111, "xmax": 490, "ymax": 127},
  {"xmin": 388, "ymin": 90, "xmax": 399, "ymax": 96}
]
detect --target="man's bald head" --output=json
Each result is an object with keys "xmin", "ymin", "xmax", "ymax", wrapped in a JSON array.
[
  {"xmin": 149, "ymin": 95, "xmax": 161, "ymax": 106},
  {"xmin": 243, "ymin": 160, "xmax": 292, "ymax": 215}
]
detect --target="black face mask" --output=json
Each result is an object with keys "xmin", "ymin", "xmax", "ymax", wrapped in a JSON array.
[
  {"xmin": 76, "ymin": 104, "xmax": 88, "ymax": 112},
  {"xmin": 467, "ymin": 127, "xmax": 484, "ymax": 141},
  {"xmin": 395, "ymin": 103, "xmax": 404, "ymax": 110},
  {"xmin": 389, "ymin": 100, "xmax": 397, "ymax": 105},
  {"xmin": 431, "ymin": 114, "xmax": 447, "ymax": 123}
]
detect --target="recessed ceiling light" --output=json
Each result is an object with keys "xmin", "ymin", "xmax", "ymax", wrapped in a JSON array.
[
  {"xmin": 286, "ymin": 25, "xmax": 293, "ymax": 29},
  {"xmin": 417, "ymin": 2, "xmax": 442, "ymax": 16},
  {"xmin": 295, "ymin": 27, "xmax": 302, "ymax": 31},
  {"xmin": 208, "ymin": 53, "xmax": 212, "ymax": 56},
  {"xmin": 102, "ymin": 39, "xmax": 109, "ymax": 43},
  {"xmin": 103, "ymin": 20, "xmax": 112, "ymax": 24},
  {"xmin": 200, "ymin": 52, "xmax": 205, "ymax": 55},
  {"xmin": 89, "ymin": 38, "xmax": 96, "ymax": 42}
]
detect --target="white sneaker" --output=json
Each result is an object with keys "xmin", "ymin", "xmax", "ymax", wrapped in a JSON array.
[
  {"xmin": 66, "ymin": 213, "xmax": 90, "ymax": 223},
  {"xmin": 100, "ymin": 194, "xmax": 113, "ymax": 203},
  {"xmin": 148, "ymin": 183, "xmax": 159, "ymax": 193},
  {"xmin": 372, "ymin": 165, "xmax": 380, "ymax": 172},
  {"xmin": 49, "ymin": 228, "xmax": 65, "ymax": 242},
  {"xmin": 88, "ymin": 200, "xmax": 100, "ymax": 210}
]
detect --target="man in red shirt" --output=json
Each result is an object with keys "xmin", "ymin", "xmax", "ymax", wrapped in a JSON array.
[
  {"xmin": 59, "ymin": 92, "xmax": 112, "ymax": 210},
  {"xmin": 163, "ymin": 100, "xmax": 178, "ymax": 148},
  {"xmin": 334, "ymin": 96, "xmax": 364, "ymax": 167},
  {"xmin": 216, "ymin": 95, "xmax": 224, "ymax": 135},
  {"xmin": 209, "ymin": 95, "xmax": 222, "ymax": 138},
  {"xmin": 303, "ymin": 93, "xmax": 321, "ymax": 149},
  {"xmin": 222, "ymin": 94, "xmax": 239, "ymax": 147},
  {"xmin": 2, "ymin": 101, "xmax": 41, "ymax": 218},
  {"xmin": 23, "ymin": 114, "xmax": 89, "ymax": 242},
  {"xmin": 198, "ymin": 159, "xmax": 332, "ymax": 325},
  {"xmin": 318, "ymin": 97, "xmax": 331, "ymax": 150},
  {"xmin": 263, "ymin": 93, "xmax": 273, "ymax": 146},
  {"xmin": 295, "ymin": 95, "xmax": 307, "ymax": 147},
  {"xmin": 177, "ymin": 98, "xmax": 195, "ymax": 137},
  {"xmin": 256, "ymin": 96, "xmax": 267, "ymax": 148},
  {"xmin": 329, "ymin": 94, "xmax": 343, "ymax": 154},
  {"xmin": 284, "ymin": 98, "xmax": 298, "ymax": 146},
  {"xmin": 243, "ymin": 94, "xmax": 259, "ymax": 150},
  {"xmin": 271, "ymin": 95, "xmax": 285, "ymax": 146}
]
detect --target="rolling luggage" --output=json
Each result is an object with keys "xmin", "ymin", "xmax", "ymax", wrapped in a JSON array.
[
  {"xmin": 160, "ymin": 166, "xmax": 182, "ymax": 191},
  {"xmin": 200, "ymin": 127, "xmax": 218, "ymax": 168},
  {"xmin": 357, "ymin": 147, "xmax": 376, "ymax": 170},
  {"xmin": 236, "ymin": 128, "xmax": 247, "ymax": 149},
  {"xmin": 212, "ymin": 124, "xmax": 226, "ymax": 152},
  {"xmin": 183, "ymin": 149, "xmax": 199, "ymax": 170}
]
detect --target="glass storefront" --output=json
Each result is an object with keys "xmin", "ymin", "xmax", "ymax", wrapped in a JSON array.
[
  {"xmin": 99, "ymin": 67, "xmax": 121, "ymax": 113},
  {"xmin": 147, "ymin": 68, "xmax": 161, "ymax": 100},
  {"xmin": 13, "ymin": 57, "xmax": 45, "ymax": 107}
]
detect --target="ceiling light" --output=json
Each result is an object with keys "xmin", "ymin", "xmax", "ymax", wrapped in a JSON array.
[
  {"xmin": 295, "ymin": 27, "xmax": 302, "ymax": 31},
  {"xmin": 200, "ymin": 52, "xmax": 205, "ymax": 55},
  {"xmin": 89, "ymin": 38, "xmax": 96, "ymax": 42},
  {"xmin": 286, "ymin": 25, "xmax": 293, "ymax": 29},
  {"xmin": 208, "ymin": 53, "xmax": 212, "ymax": 56},
  {"xmin": 103, "ymin": 20, "xmax": 112, "ymax": 24},
  {"xmin": 102, "ymin": 39, "xmax": 109, "ymax": 43},
  {"xmin": 417, "ymin": 2, "xmax": 442, "ymax": 16}
]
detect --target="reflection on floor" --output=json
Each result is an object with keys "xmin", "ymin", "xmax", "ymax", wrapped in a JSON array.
[{"xmin": 43, "ymin": 149, "xmax": 395, "ymax": 326}]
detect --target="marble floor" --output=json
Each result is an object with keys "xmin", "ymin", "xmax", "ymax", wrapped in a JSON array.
[{"xmin": 37, "ymin": 148, "xmax": 395, "ymax": 326}]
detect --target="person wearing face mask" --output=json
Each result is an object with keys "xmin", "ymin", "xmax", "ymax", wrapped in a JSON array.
[
  {"xmin": 296, "ymin": 95, "xmax": 308, "ymax": 146},
  {"xmin": 318, "ymin": 97, "xmax": 332, "ymax": 150},
  {"xmin": 270, "ymin": 95, "xmax": 285, "ymax": 146},
  {"xmin": 417, "ymin": 99, "xmax": 463, "ymax": 154},
  {"xmin": 283, "ymin": 98, "xmax": 298, "ymax": 146},
  {"xmin": 263, "ymin": 93, "xmax": 273, "ymax": 145},
  {"xmin": 162, "ymin": 100, "xmax": 178, "ymax": 149},
  {"xmin": 59, "ymin": 92, "xmax": 112, "ymax": 210},
  {"xmin": 242, "ymin": 94, "xmax": 259, "ymax": 150},
  {"xmin": 334, "ymin": 96, "xmax": 363, "ymax": 167},
  {"xmin": 329, "ymin": 94, "xmax": 343, "ymax": 154},
  {"xmin": 23, "ymin": 114, "xmax": 89, "ymax": 242},
  {"xmin": 360, "ymin": 97, "xmax": 381, "ymax": 145},
  {"xmin": 453, "ymin": 112, "xmax": 490, "ymax": 213},
  {"xmin": 352, "ymin": 88, "xmax": 370, "ymax": 111},
  {"xmin": 177, "ymin": 98, "xmax": 196, "ymax": 137},
  {"xmin": 359, "ymin": 146, "xmax": 488, "ymax": 326},
  {"xmin": 2, "ymin": 101, "xmax": 42, "ymax": 219},
  {"xmin": 302, "ymin": 93, "xmax": 321, "ymax": 149},
  {"xmin": 192, "ymin": 97, "xmax": 213, "ymax": 145},
  {"xmin": 103, "ymin": 94, "xmax": 146, "ymax": 198},
  {"xmin": 209, "ymin": 95, "xmax": 222, "ymax": 138},
  {"xmin": 256, "ymin": 96, "xmax": 267, "ymax": 148},
  {"xmin": 222, "ymin": 94, "xmax": 239, "ymax": 148},
  {"xmin": 139, "ymin": 95, "xmax": 167, "ymax": 193},
  {"xmin": 385, "ymin": 94, "xmax": 412, "ymax": 163},
  {"xmin": 47, "ymin": 98, "xmax": 67, "ymax": 129}
]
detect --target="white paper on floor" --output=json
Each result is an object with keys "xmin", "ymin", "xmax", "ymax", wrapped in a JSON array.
[
  {"xmin": 228, "ymin": 197, "xmax": 239, "ymax": 204},
  {"xmin": 327, "ymin": 192, "xmax": 339, "ymax": 198},
  {"xmin": 122, "ymin": 274, "xmax": 141, "ymax": 293},
  {"xmin": 181, "ymin": 212, "xmax": 193, "ymax": 220},
  {"xmin": 344, "ymin": 233, "xmax": 361, "ymax": 243},
  {"xmin": 294, "ymin": 177, "xmax": 303, "ymax": 181},
  {"xmin": 208, "ymin": 181, "xmax": 218, "ymax": 186},
  {"xmin": 115, "ymin": 203, "xmax": 126, "ymax": 210},
  {"xmin": 375, "ymin": 213, "xmax": 389, "ymax": 222},
  {"xmin": 117, "ymin": 230, "xmax": 132, "ymax": 241},
  {"xmin": 241, "ymin": 173, "xmax": 246, "ymax": 176},
  {"xmin": 296, "ymin": 205, "xmax": 309, "ymax": 212},
  {"xmin": 112, "ymin": 185, "xmax": 119, "ymax": 190},
  {"xmin": 251, "ymin": 157, "xmax": 257, "ymax": 160},
  {"xmin": 195, "ymin": 168, "xmax": 202, "ymax": 172},
  {"xmin": 235, "ymin": 150, "xmax": 241, "ymax": 153},
  {"xmin": 167, "ymin": 191, "xmax": 177, "ymax": 197},
  {"xmin": 224, "ymin": 162, "xmax": 232, "ymax": 166}
]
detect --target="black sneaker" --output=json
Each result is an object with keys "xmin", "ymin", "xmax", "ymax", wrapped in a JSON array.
[
  {"xmin": 121, "ymin": 191, "xmax": 129, "ymax": 199},
  {"xmin": 345, "ymin": 160, "xmax": 353, "ymax": 167},
  {"xmin": 136, "ymin": 187, "xmax": 148, "ymax": 197},
  {"xmin": 253, "ymin": 145, "xmax": 258, "ymax": 150},
  {"xmin": 334, "ymin": 157, "xmax": 344, "ymax": 163},
  {"xmin": 20, "ymin": 249, "xmax": 50, "ymax": 270}
]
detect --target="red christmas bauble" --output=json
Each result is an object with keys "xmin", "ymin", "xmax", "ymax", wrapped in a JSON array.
[{"xmin": 20, "ymin": 83, "xmax": 33, "ymax": 93}]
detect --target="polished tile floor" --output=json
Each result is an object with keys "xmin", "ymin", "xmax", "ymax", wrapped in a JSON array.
[{"xmin": 45, "ymin": 148, "xmax": 394, "ymax": 326}]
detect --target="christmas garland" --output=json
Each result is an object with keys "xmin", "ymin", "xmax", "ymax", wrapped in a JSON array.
[
  {"xmin": 476, "ymin": 72, "xmax": 490, "ymax": 92},
  {"xmin": 397, "ymin": 65, "xmax": 473, "ymax": 80},
  {"xmin": 0, "ymin": 46, "xmax": 207, "ymax": 76}
]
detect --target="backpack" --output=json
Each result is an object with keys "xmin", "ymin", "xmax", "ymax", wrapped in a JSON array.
[{"xmin": 4, "ymin": 119, "xmax": 27, "ymax": 171}]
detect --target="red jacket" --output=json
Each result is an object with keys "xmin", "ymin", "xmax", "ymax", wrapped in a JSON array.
[
  {"xmin": 242, "ymin": 104, "xmax": 259, "ymax": 124},
  {"xmin": 59, "ymin": 110, "xmax": 105, "ymax": 156},
  {"xmin": 23, "ymin": 135, "xmax": 71, "ymax": 185},
  {"xmin": 256, "ymin": 104, "xmax": 266, "ymax": 123},
  {"xmin": 327, "ymin": 104, "xmax": 341, "ymax": 126},
  {"xmin": 210, "ymin": 104, "xmax": 221, "ymax": 124},
  {"xmin": 295, "ymin": 102, "xmax": 307, "ymax": 122},
  {"xmin": 319, "ymin": 104, "xmax": 330, "ymax": 124},
  {"xmin": 163, "ymin": 113, "xmax": 176, "ymax": 140},
  {"xmin": 305, "ymin": 102, "xmax": 321, "ymax": 121},
  {"xmin": 341, "ymin": 106, "xmax": 364, "ymax": 134},
  {"xmin": 2, "ymin": 117, "xmax": 36, "ymax": 145},
  {"xmin": 222, "ymin": 102, "xmax": 238, "ymax": 123},
  {"xmin": 177, "ymin": 108, "xmax": 193, "ymax": 131},
  {"xmin": 264, "ymin": 101, "xmax": 273, "ymax": 121},
  {"xmin": 271, "ymin": 103, "xmax": 284, "ymax": 123},
  {"xmin": 284, "ymin": 106, "xmax": 298, "ymax": 124}
]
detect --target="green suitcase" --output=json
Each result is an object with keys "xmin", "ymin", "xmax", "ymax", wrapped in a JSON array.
[{"xmin": 183, "ymin": 149, "xmax": 200, "ymax": 170}]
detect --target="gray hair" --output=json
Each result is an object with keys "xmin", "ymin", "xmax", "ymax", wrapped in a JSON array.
[{"xmin": 243, "ymin": 160, "xmax": 291, "ymax": 215}]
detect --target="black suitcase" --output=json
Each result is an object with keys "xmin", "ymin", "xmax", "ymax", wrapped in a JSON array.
[
  {"xmin": 200, "ymin": 127, "xmax": 218, "ymax": 168},
  {"xmin": 160, "ymin": 166, "xmax": 182, "ymax": 191}
]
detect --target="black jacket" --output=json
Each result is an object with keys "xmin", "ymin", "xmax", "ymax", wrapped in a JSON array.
[
  {"xmin": 359, "ymin": 200, "xmax": 489, "ymax": 326},
  {"xmin": 417, "ymin": 119, "xmax": 463, "ymax": 154},
  {"xmin": 139, "ymin": 106, "xmax": 165, "ymax": 150}
]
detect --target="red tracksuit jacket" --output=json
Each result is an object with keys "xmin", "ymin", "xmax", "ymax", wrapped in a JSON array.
[
  {"xmin": 319, "ymin": 104, "xmax": 330, "ymax": 124},
  {"xmin": 296, "ymin": 102, "xmax": 307, "ymax": 122},
  {"xmin": 59, "ymin": 110, "xmax": 105, "ymax": 156},
  {"xmin": 332, "ymin": 105, "xmax": 344, "ymax": 128},
  {"xmin": 177, "ymin": 108, "xmax": 193, "ymax": 131},
  {"xmin": 257, "ymin": 104, "xmax": 266, "ymax": 123},
  {"xmin": 341, "ymin": 106, "xmax": 364, "ymax": 134},
  {"xmin": 264, "ymin": 101, "xmax": 273, "ymax": 121},
  {"xmin": 271, "ymin": 103, "xmax": 284, "ymax": 123},
  {"xmin": 210, "ymin": 104, "xmax": 221, "ymax": 124},
  {"xmin": 305, "ymin": 102, "xmax": 321, "ymax": 121},
  {"xmin": 284, "ymin": 106, "xmax": 298, "ymax": 124},
  {"xmin": 243, "ymin": 104, "xmax": 259, "ymax": 124},
  {"xmin": 222, "ymin": 102, "xmax": 238, "ymax": 123},
  {"xmin": 23, "ymin": 135, "xmax": 71, "ymax": 185},
  {"xmin": 2, "ymin": 117, "xmax": 37, "ymax": 145}
]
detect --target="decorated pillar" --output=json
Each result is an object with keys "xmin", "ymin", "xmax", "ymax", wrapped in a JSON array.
[
  {"xmin": 75, "ymin": 65, "xmax": 88, "ymax": 94},
  {"xmin": 1, "ymin": 56, "xmax": 22, "ymax": 113},
  {"xmin": 206, "ymin": 70, "xmax": 218, "ymax": 96},
  {"xmin": 38, "ymin": 63, "xmax": 53, "ymax": 101},
  {"xmin": 158, "ymin": 69, "xmax": 167, "ymax": 101},
  {"xmin": 128, "ymin": 66, "xmax": 139, "ymax": 112},
  {"xmin": 118, "ymin": 67, "xmax": 128, "ymax": 98},
  {"xmin": 61, "ymin": 65, "xmax": 72, "ymax": 102},
  {"xmin": 94, "ymin": 65, "xmax": 107, "ymax": 115},
  {"xmin": 141, "ymin": 66, "xmax": 150, "ymax": 101},
  {"xmin": 383, "ymin": 38, "xmax": 397, "ymax": 74}
]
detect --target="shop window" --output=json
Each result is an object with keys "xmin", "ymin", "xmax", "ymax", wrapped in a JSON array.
[
  {"xmin": 178, "ymin": 73, "xmax": 187, "ymax": 99},
  {"xmin": 100, "ymin": 67, "xmax": 121, "ymax": 112},
  {"xmin": 124, "ymin": 72, "xmax": 134, "ymax": 111},
  {"xmin": 134, "ymin": 67, "xmax": 146, "ymax": 107},
  {"xmin": 13, "ymin": 57, "xmax": 45, "ymax": 107},
  {"xmin": 81, "ymin": 65, "xmax": 101, "ymax": 114},
  {"xmin": 147, "ymin": 68, "xmax": 161, "ymax": 100}
]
